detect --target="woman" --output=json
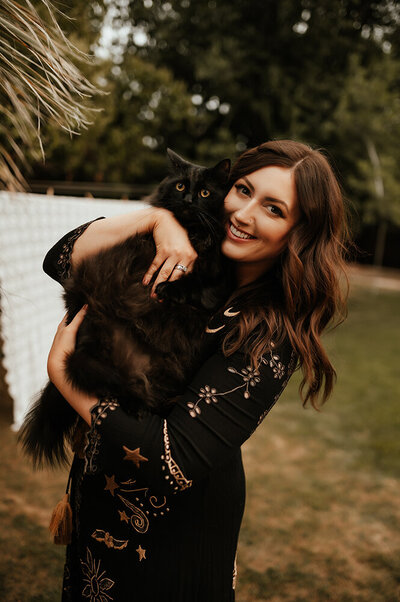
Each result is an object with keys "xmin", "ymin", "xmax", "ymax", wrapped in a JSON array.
[{"xmin": 45, "ymin": 140, "xmax": 348, "ymax": 601}]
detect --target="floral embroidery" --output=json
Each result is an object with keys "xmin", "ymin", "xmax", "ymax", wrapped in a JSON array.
[
  {"xmin": 187, "ymin": 385, "xmax": 218, "ymax": 416},
  {"xmin": 56, "ymin": 221, "xmax": 96, "ymax": 281},
  {"xmin": 187, "ymin": 348, "xmax": 284, "ymax": 418},
  {"xmin": 161, "ymin": 420, "xmax": 193, "ymax": 492},
  {"xmin": 91, "ymin": 529, "xmax": 129, "ymax": 550},
  {"xmin": 81, "ymin": 547, "xmax": 114, "ymax": 601},
  {"xmin": 257, "ymin": 349, "xmax": 297, "ymax": 426},
  {"xmin": 84, "ymin": 397, "xmax": 119, "ymax": 475},
  {"xmin": 92, "ymin": 397, "xmax": 120, "ymax": 425},
  {"xmin": 262, "ymin": 346, "xmax": 286, "ymax": 379},
  {"xmin": 227, "ymin": 365, "xmax": 261, "ymax": 398}
]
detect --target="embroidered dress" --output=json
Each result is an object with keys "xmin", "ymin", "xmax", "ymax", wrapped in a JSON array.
[{"xmin": 43, "ymin": 219, "xmax": 296, "ymax": 602}]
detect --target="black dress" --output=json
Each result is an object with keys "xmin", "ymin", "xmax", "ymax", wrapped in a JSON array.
[{"xmin": 43, "ymin": 219, "xmax": 297, "ymax": 602}]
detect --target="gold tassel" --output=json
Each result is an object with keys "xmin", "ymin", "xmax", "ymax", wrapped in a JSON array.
[{"xmin": 49, "ymin": 493, "xmax": 72, "ymax": 545}]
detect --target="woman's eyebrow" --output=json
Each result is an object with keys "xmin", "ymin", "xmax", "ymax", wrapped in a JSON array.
[{"xmin": 242, "ymin": 176, "xmax": 289, "ymax": 211}]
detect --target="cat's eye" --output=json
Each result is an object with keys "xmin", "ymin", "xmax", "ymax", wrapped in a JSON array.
[
  {"xmin": 176, "ymin": 182, "xmax": 185, "ymax": 191},
  {"xmin": 200, "ymin": 189, "xmax": 210, "ymax": 198}
]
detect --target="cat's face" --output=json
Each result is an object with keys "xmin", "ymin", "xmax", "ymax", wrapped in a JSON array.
[{"xmin": 152, "ymin": 150, "xmax": 231, "ymax": 219}]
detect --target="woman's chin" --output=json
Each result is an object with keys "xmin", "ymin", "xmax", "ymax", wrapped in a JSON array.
[{"xmin": 221, "ymin": 237, "xmax": 249, "ymax": 261}]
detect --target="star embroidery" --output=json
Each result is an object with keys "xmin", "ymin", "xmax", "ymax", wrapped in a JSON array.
[
  {"xmin": 104, "ymin": 474, "xmax": 119, "ymax": 497},
  {"xmin": 136, "ymin": 544, "xmax": 146, "ymax": 561},
  {"xmin": 118, "ymin": 510, "xmax": 129, "ymax": 523},
  {"xmin": 122, "ymin": 446, "xmax": 149, "ymax": 469}
]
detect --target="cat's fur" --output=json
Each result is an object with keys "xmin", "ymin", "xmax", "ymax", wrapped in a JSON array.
[{"xmin": 18, "ymin": 149, "xmax": 233, "ymax": 468}]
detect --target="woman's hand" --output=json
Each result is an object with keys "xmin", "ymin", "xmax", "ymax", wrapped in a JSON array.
[
  {"xmin": 47, "ymin": 305, "xmax": 88, "ymax": 389},
  {"xmin": 142, "ymin": 208, "xmax": 198, "ymax": 295},
  {"xmin": 47, "ymin": 305, "xmax": 98, "ymax": 425}
]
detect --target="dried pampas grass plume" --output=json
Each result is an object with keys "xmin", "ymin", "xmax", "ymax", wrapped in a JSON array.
[{"xmin": 0, "ymin": 0, "xmax": 101, "ymax": 190}]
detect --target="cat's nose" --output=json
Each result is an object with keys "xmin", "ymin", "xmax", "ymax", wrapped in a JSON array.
[{"xmin": 184, "ymin": 193, "xmax": 192, "ymax": 203}]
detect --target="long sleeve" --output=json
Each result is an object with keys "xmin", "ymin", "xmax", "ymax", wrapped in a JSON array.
[
  {"xmin": 42, "ymin": 219, "xmax": 297, "ymax": 499},
  {"xmin": 84, "ymin": 335, "xmax": 297, "ymax": 496},
  {"xmin": 42, "ymin": 217, "xmax": 105, "ymax": 284}
]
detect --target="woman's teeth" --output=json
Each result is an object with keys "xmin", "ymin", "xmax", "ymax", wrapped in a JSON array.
[{"xmin": 229, "ymin": 223, "xmax": 255, "ymax": 240}]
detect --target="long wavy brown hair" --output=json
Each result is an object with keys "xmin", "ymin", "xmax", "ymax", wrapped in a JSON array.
[{"xmin": 222, "ymin": 140, "xmax": 350, "ymax": 409}]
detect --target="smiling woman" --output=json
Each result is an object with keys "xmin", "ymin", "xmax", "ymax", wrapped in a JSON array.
[
  {"xmin": 220, "ymin": 140, "xmax": 349, "ymax": 408},
  {"xmin": 36, "ymin": 139, "xmax": 349, "ymax": 602}
]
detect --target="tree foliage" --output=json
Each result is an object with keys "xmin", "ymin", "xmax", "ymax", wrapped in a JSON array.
[{"xmin": 28, "ymin": 0, "xmax": 400, "ymax": 237}]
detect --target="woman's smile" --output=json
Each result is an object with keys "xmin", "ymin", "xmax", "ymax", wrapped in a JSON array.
[{"xmin": 226, "ymin": 221, "xmax": 257, "ymax": 241}]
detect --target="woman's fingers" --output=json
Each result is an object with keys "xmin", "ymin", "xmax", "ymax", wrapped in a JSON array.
[
  {"xmin": 167, "ymin": 258, "xmax": 196, "ymax": 283},
  {"xmin": 144, "ymin": 248, "xmax": 197, "ymax": 293},
  {"xmin": 150, "ymin": 257, "xmax": 183, "ymax": 295},
  {"xmin": 142, "ymin": 254, "xmax": 165, "ymax": 286},
  {"xmin": 57, "ymin": 305, "xmax": 88, "ymax": 335},
  {"xmin": 67, "ymin": 305, "xmax": 88, "ymax": 332},
  {"xmin": 57, "ymin": 311, "xmax": 69, "ymax": 330},
  {"xmin": 48, "ymin": 305, "xmax": 87, "ymax": 381}
]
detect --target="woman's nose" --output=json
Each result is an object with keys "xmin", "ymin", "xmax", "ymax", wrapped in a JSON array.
[{"xmin": 234, "ymin": 198, "xmax": 257, "ymax": 223}]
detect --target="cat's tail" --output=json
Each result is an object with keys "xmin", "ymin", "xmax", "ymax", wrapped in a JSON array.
[{"xmin": 17, "ymin": 381, "xmax": 78, "ymax": 469}]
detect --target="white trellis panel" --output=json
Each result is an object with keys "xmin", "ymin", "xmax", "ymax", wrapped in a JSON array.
[{"xmin": 0, "ymin": 192, "xmax": 147, "ymax": 429}]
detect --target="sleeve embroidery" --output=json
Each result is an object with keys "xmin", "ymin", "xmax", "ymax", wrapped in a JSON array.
[
  {"xmin": 84, "ymin": 397, "xmax": 119, "ymax": 474},
  {"xmin": 257, "ymin": 348, "xmax": 298, "ymax": 426},
  {"xmin": 161, "ymin": 420, "xmax": 193, "ymax": 493},
  {"xmin": 56, "ymin": 221, "xmax": 96, "ymax": 281},
  {"xmin": 187, "ymin": 345, "xmax": 287, "ymax": 419}
]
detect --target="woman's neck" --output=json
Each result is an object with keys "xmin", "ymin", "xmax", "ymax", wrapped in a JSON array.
[{"xmin": 236, "ymin": 260, "xmax": 275, "ymax": 288}]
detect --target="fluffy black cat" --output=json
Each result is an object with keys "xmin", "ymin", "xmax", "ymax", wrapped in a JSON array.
[{"xmin": 18, "ymin": 149, "xmax": 233, "ymax": 468}]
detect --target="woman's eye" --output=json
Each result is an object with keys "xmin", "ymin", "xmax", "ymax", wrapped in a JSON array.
[
  {"xmin": 266, "ymin": 205, "xmax": 283, "ymax": 217},
  {"xmin": 176, "ymin": 182, "xmax": 185, "ymax": 191},
  {"xmin": 235, "ymin": 184, "xmax": 250, "ymax": 196},
  {"xmin": 200, "ymin": 189, "xmax": 210, "ymax": 198}
]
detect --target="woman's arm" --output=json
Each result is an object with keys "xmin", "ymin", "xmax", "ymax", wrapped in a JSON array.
[
  {"xmin": 43, "ymin": 207, "xmax": 198, "ymax": 292},
  {"xmin": 48, "ymin": 307, "xmax": 297, "ymax": 495}
]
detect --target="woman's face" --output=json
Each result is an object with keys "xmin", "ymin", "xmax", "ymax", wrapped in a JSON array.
[{"xmin": 221, "ymin": 166, "xmax": 301, "ymax": 284}]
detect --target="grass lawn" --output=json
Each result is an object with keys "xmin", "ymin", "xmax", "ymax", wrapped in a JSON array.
[{"xmin": 0, "ymin": 285, "xmax": 399, "ymax": 601}]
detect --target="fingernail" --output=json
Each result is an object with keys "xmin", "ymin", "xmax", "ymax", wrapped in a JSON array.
[
  {"xmin": 83, "ymin": 304, "xmax": 88, "ymax": 310},
  {"xmin": 142, "ymin": 277, "xmax": 149, "ymax": 286}
]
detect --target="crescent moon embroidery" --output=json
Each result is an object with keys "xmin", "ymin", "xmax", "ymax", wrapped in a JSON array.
[
  {"xmin": 224, "ymin": 307, "xmax": 240, "ymax": 317},
  {"xmin": 205, "ymin": 324, "xmax": 225, "ymax": 334}
]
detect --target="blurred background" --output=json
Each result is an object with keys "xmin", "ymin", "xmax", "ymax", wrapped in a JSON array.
[{"xmin": 0, "ymin": 0, "xmax": 399, "ymax": 600}]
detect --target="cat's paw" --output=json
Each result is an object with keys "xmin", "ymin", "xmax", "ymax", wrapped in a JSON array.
[{"xmin": 155, "ymin": 281, "xmax": 188, "ymax": 304}]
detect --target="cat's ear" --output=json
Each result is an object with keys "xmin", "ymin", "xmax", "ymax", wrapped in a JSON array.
[
  {"xmin": 209, "ymin": 158, "xmax": 231, "ymax": 182},
  {"xmin": 166, "ymin": 148, "xmax": 191, "ymax": 171}
]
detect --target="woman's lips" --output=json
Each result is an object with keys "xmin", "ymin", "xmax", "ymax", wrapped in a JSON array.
[{"xmin": 226, "ymin": 221, "xmax": 256, "ymax": 242}]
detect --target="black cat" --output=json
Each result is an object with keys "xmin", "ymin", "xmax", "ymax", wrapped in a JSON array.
[{"xmin": 18, "ymin": 149, "xmax": 233, "ymax": 468}]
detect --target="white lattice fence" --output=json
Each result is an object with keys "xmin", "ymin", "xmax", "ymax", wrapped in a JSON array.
[{"xmin": 0, "ymin": 192, "xmax": 146, "ymax": 429}]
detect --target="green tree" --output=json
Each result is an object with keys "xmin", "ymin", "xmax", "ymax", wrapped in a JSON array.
[
  {"xmin": 32, "ymin": 51, "xmax": 235, "ymax": 184},
  {"xmin": 326, "ymin": 54, "xmax": 400, "ymax": 264},
  {"xmin": 120, "ymin": 0, "xmax": 399, "ymax": 147}
]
